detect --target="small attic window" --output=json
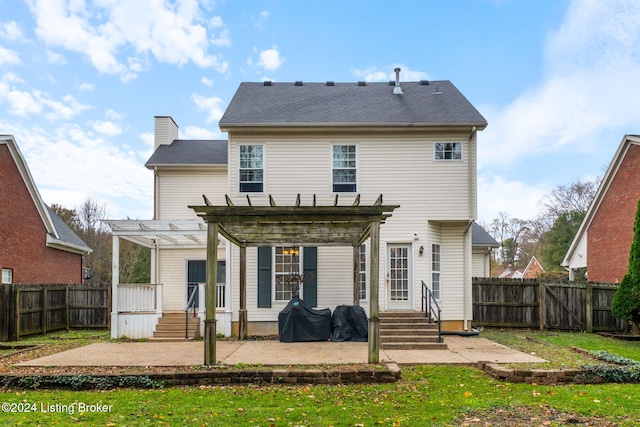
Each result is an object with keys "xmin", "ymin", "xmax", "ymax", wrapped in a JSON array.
[
  {"xmin": 357, "ymin": 81, "xmax": 366, "ymax": 86},
  {"xmin": 263, "ymin": 81, "xmax": 272, "ymax": 86},
  {"xmin": 295, "ymin": 81, "xmax": 303, "ymax": 86}
]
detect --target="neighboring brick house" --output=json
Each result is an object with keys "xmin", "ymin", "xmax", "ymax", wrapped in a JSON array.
[
  {"xmin": 563, "ymin": 134, "xmax": 640, "ymax": 282},
  {"xmin": 0, "ymin": 135, "xmax": 91, "ymax": 284}
]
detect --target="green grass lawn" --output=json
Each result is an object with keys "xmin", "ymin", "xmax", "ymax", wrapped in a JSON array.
[
  {"xmin": 1, "ymin": 365, "xmax": 639, "ymax": 426},
  {"xmin": 2, "ymin": 329, "xmax": 639, "ymax": 426}
]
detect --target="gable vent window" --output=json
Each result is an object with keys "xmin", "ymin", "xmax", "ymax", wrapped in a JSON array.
[
  {"xmin": 434, "ymin": 142, "xmax": 462, "ymax": 160},
  {"xmin": 239, "ymin": 145, "xmax": 264, "ymax": 193},
  {"xmin": 332, "ymin": 145, "xmax": 357, "ymax": 193}
]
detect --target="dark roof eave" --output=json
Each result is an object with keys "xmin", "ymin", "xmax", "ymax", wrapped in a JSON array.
[
  {"xmin": 145, "ymin": 163, "xmax": 228, "ymax": 169},
  {"xmin": 220, "ymin": 122, "xmax": 488, "ymax": 131}
]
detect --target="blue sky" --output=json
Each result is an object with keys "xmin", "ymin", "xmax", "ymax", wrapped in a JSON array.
[{"xmin": 1, "ymin": 0, "xmax": 639, "ymax": 225}]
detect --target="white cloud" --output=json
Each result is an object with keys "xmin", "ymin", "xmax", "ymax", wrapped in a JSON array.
[
  {"xmin": 0, "ymin": 45, "xmax": 21, "ymax": 65},
  {"xmin": 4, "ymin": 123, "xmax": 153, "ymax": 219},
  {"xmin": 25, "ymin": 0, "xmax": 230, "ymax": 82},
  {"xmin": 201, "ymin": 76, "xmax": 213, "ymax": 87},
  {"xmin": 258, "ymin": 47, "xmax": 284, "ymax": 72},
  {"xmin": 90, "ymin": 120, "xmax": 122, "ymax": 136},
  {"xmin": 477, "ymin": 173, "xmax": 551, "ymax": 223},
  {"xmin": 78, "ymin": 83, "xmax": 94, "ymax": 92},
  {"xmin": 352, "ymin": 65, "xmax": 430, "ymax": 82},
  {"xmin": 182, "ymin": 125, "xmax": 222, "ymax": 140},
  {"xmin": 0, "ymin": 21, "xmax": 23, "ymax": 41},
  {"xmin": 46, "ymin": 49, "xmax": 66, "ymax": 64},
  {"xmin": 106, "ymin": 109, "xmax": 124, "ymax": 120},
  {"xmin": 0, "ymin": 77, "xmax": 90, "ymax": 120},
  {"xmin": 191, "ymin": 93, "xmax": 225, "ymax": 123},
  {"xmin": 479, "ymin": 0, "xmax": 640, "ymax": 170}
]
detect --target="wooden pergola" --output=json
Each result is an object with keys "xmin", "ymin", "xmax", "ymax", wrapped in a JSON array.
[{"xmin": 189, "ymin": 194, "xmax": 398, "ymax": 365}]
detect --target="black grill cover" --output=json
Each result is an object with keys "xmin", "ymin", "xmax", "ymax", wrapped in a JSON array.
[
  {"xmin": 277, "ymin": 296, "xmax": 332, "ymax": 342},
  {"xmin": 331, "ymin": 305, "xmax": 368, "ymax": 342}
]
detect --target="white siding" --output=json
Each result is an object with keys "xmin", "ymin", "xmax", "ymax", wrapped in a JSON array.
[
  {"xmin": 568, "ymin": 233, "xmax": 588, "ymax": 269},
  {"xmin": 158, "ymin": 246, "xmax": 225, "ymax": 311},
  {"xmin": 472, "ymin": 248, "xmax": 491, "ymax": 277},
  {"xmin": 157, "ymin": 168, "xmax": 227, "ymax": 220},
  {"xmin": 154, "ymin": 116, "xmax": 179, "ymax": 149}
]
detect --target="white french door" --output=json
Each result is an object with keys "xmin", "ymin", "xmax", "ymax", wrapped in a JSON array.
[{"xmin": 386, "ymin": 244, "xmax": 412, "ymax": 310}]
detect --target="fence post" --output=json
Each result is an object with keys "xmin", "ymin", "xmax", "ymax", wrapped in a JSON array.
[
  {"xmin": 538, "ymin": 282, "xmax": 545, "ymax": 331},
  {"xmin": 42, "ymin": 287, "xmax": 47, "ymax": 335},
  {"xmin": 66, "ymin": 285, "xmax": 70, "ymax": 332},
  {"xmin": 14, "ymin": 287, "xmax": 20, "ymax": 341},
  {"xmin": 585, "ymin": 283, "xmax": 593, "ymax": 333}
]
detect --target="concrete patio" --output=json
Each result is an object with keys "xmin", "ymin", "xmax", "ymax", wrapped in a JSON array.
[{"xmin": 17, "ymin": 336, "xmax": 545, "ymax": 367}]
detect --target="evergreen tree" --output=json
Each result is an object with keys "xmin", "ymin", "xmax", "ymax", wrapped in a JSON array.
[{"xmin": 611, "ymin": 199, "xmax": 640, "ymax": 334}]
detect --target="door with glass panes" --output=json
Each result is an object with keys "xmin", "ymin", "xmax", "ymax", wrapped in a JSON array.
[{"xmin": 386, "ymin": 245, "xmax": 412, "ymax": 309}]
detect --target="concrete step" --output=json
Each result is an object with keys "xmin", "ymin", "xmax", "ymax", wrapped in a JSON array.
[
  {"xmin": 380, "ymin": 329, "xmax": 439, "ymax": 337},
  {"xmin": 380, "ymin": 322, "xmax": 438, "ymax": 330},
  {"xmin": 382, "ymin": 342, "xmax": 448, "ymax": 350},
  {"xmin": 379, "ymin": 335, "xmax": 442, "ymax": 343}
]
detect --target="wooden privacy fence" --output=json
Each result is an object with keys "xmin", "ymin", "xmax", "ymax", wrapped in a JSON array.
[
  {"xmin": 0, "ymin": 283, "xmax": 110, "ymax": 341},
  {"xmin": 472, "ymin": 278, "xmax": 626, "ymax": 332}
]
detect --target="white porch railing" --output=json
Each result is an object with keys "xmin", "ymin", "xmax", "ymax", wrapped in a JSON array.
[{"xmin": 117, "ymin": 283, "xmax": 163, "ymax": 313}]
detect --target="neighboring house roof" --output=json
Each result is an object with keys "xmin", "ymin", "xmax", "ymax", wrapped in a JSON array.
[
  {"xmin": 497, "ymin": 267, "xmax": 524, "ymax": 279},
  {"xmin": 146, "ymin": 139, "xmax": 228, "ymax": 167},
  {"xmin": 522, "ymin": 256, "xmax": 545, "ymax": 279},
  {"xmin": 562, "ymin": 134, "xmax": 640, "ymax": 269},
  {"xmin": 0, "ymin": 134, "xmax": 91, "ymax": 255},
  {"xmin": 472, "ymin": 221, "xmax": 499, "ymax": 247},
  {"xmin": 219, "ymin": 80, "xmax": 487, "ymax": 129}
]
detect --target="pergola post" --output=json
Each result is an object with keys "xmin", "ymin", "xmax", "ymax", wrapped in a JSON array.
[
  {"xmin": 111, "ymin": 235, "xmax": 119, "ymax": 339},
  {"xmin": 353, "ymin": 245, "xmax": 360, "ymax": 306},
  {"xmin": 204, "ymin": 222, "xmax": 218, "ymax": 365},
  {"xmin": 239, "ymin": 245, "xmax": 248, "ymax": 339},
  {"xmin": 368, "ymin": 220, "xmax": 381, "ymax": 363}
]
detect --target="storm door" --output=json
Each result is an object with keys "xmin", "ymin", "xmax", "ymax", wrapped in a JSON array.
[{"xmin": 386, "ymin": 244, "xmax": 412, "ymax": 309}]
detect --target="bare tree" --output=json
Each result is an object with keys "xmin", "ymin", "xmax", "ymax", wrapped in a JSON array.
[
  {"xmin": 489, "ymin": 212, "xmax": 530, "ymax": 269},
  {"xmin": 541, "ymin": 178, "xmax": 600, "ymax": 219}
]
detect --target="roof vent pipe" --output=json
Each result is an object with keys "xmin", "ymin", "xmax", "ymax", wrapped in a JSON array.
[{"xmin": 393, "ymin": 67, "xmax": 403, "ymax": 95}]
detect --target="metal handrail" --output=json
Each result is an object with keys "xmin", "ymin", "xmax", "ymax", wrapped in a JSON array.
[
  {"xmin": 421, "ymin": 281, "xmax": 442, "ymax": 343},
  {"xmin": 185, "ymin": 287, "xmax": 199, "ymax": 339}
]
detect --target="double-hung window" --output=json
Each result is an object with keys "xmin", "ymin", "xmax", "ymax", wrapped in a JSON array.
[
  {"xmin": 332, "ymin": 145, "xmax": 357, "ymax": 192},
  {"xmin": 434, "ymin": 142, "xmax": 462, "ymax": 160},
  {"xmin": 431, "ymin": 244, "xmax": 441, "ymax": 300},
  {"xmin": 2, "ymin": 268, "xmax": 13, "ymax": 284},
  {"xmin": 274, "ymin": 246, "xmax": 302, "ymax": 301},
  {"xmin": 239, "ymin": 145, "xmax": 264, "ymax": 192}
]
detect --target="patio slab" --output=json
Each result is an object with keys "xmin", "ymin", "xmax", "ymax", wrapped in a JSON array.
[{"xmin": 17, "ymin": 336, "xmax": 544, "ymax": 367}]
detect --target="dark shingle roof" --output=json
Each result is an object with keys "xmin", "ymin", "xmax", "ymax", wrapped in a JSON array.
[
  {"xmin": 46, "ymin": 206, "xmax": 91, "ymax": 251},
  {"xmin": 146, "ymin": 140, "xmax": 228, "ymax": 167},
  {"xmin": 472, "ymin": 222, "xmax": 499, "ymax": 247},
  {"xmin": 219, "ymin": 81, "xmax": 487, "ymax": 128}
]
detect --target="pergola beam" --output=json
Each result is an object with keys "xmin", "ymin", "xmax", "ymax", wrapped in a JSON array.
[{"xmin": 190, "ymin": 194, "xmax": 398, "ymax": 365}]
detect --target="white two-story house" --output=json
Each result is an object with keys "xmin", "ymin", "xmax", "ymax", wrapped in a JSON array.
[{"xmin": 107, "ymin": 70, "xmax": 487, "ymax": 340}]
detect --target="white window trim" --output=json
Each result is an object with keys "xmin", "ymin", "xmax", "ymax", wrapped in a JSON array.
[
  {"xmin": 358, "ymin": 244, "xmax": 368, "ymax": 302},
  {"xmin": 238, "ymin": 144, "xmax": 265, "ymax": 193},
  {"xmin": 433, "ymin": 142, "xmax": 463, "ymax": 161},
  {"xmin": 272, "ymin": 246, "xmax": 304, "ymax": 303},
  {"xmin": 330, "ymin": 143, "xmax": 359, "ymax": 193}
]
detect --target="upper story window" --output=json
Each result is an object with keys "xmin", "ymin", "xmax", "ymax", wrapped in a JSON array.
[
  {"xmin": 2, "ymin": 268, "xmax": 13, "ymax": 284},
  {"xmin": 332, "ymin": 145, "xmax": 357, "ymax": 192},
  {"xmin": 434, "ymin": 142, "xmax": 462, "ymax": 160},
  {"xmin": 239, "ymin": 145, "xmax": 264, "ymax": 192}
]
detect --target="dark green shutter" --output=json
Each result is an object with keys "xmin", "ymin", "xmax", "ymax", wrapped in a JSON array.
[
  {"xmin": 303, "ymin": 247, "xmax": 318, "ymax": 307},
  {"xmin": 257, "ymin": 247, "xmax": 272, "ymax": 308}
]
